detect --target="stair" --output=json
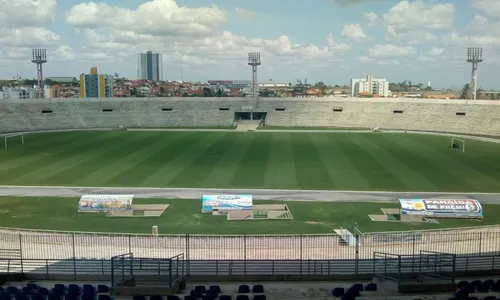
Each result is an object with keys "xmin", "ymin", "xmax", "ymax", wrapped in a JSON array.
[
  {"xmin": 333, "ymin": 228, "xmax": 361, "ymax": 247},
  {"xmin": 236, "ymin": 120, "xmax": 261, "ymax": 131}
]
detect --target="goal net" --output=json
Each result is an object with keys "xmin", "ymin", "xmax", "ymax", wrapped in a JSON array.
[
  {"xmin": 450, "ymin": 137, "xmax": 465, "ymax": 153},
  {"xmin": 4, "ymin": 133, "xmax": 24, "ymax": 149}
]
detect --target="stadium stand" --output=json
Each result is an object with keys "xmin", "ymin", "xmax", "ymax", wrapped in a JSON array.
[{"xmin": 1, "ymin": 98, "xmax": 500, "ymax": 136}]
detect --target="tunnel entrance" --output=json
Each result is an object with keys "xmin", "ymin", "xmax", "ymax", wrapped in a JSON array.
[{"xmin": 234, "ymin": 112, "xmax": 267, "ymax": 121}]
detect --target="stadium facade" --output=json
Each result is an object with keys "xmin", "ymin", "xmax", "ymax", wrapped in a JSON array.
[{"xmin": 1, "ymin": 97, "xmax": 499, "ymax": 136}]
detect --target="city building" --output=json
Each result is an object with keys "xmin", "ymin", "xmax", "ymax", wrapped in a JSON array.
[
  {"xmin": 350, "ymin": 74, "xmax": 389, "ymax": 97},
  {"xmin": 137, "ymin": 51, "xmax": 163, "ymax": 81},
  {"xmin": 79, "ymin": 67, "xmax": 113, "ymax": 98},
  {"xmin": 1, "ymin": 87, "xmax": 37, "ymax": 100},
  {"xmin": 258, "ymin": 80, "xmax": 290, "ymax": 89}
]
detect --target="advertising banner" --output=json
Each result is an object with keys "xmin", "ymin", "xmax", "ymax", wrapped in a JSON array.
[
  {"xmin": 201, "ymin": 195, "xmax": 253, "ymax": 213},
  {"xmin": 399, "ymin": 198, "xmax": 483, "ymax": 218},
  {"xmin": 78, "ymin": 195, "xmax": 134, "ymax": 212}
]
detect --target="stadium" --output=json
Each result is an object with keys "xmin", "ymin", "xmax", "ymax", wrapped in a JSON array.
[{"xmin": 1, "ymin": 97, "xmax": 500, "ymax": 299}]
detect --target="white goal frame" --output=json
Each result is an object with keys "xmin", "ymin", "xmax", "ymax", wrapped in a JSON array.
[
  {"xmin": 4, "ymin": 133, "xmax": 24, "ymax": 149},
  {"xmin": 451, "ymin": 137, "xmax": 465, "ymax": 153}
]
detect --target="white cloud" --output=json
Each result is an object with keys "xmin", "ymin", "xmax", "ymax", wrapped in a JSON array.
[
  {"xmin": 66, "ymin": 0, "xmax": 227, "ymax": 37},
  {"xmin": 385, "ymin": 25, "xmax": 437, "ymax": 44},
  {"xmin": 383, "ymin": 0, "xmax": 455, "ymax": 30},
  {"xmin": 0, "ymin": 0, "xmax": 57, "ymax": 28},
  {"xmin": 363, "ymin": 12, "xmax": 379, "ymax": 27},
  {"xmin": 469, "ymin": 0, "xmax": 500, "ymax": 19},
  {"xmin": 466, "ymin": 15, "xmax": 489, "ymax": 31},
  {"xmin": 0, "ymin": 27, "xmax": 60, "ymax": 47},
  {"xmin": 427, "ymin": 47, "xmax": 444, "ymax": 56},
  {"xmin": 341, "ymin": 24, "xmax": 370, "ymax": 42},
  {"xmin": 235, "ymin": 8, "xmax": 256, "ymax": 19},
  {"xmin": 366, "ymin": 44, "xmax": 416, "ymax": 58}
]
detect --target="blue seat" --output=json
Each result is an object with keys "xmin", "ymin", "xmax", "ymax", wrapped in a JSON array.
[
  {"xmin": 483, "ymin": 296, "xmax": 496, "ymax": 300},
  {"xmin": 477, "ymin": 283, "xmax": 490, "ymax": 293},
  {"xmin": 37, "ymin": 288, "xmax": 49, "ymax": 296},
  {"xmin": 98, "ymin": 295, "xmax": 111, "ymax": 300},
  {"xmin": 97, "ymin": 286, "xmax": 109, "ymax": 294},
  {"xmin": 14, "ymin": 294, "xmax": 26, "ymax": 300},
  {"xmin": 133, "ymin": 296, "xmax": 146, "ymax": 300},
  {"xmin": 205, "ymin": 291, "xmax": 218, "ymax": 299},
  {"xmin": 472, "ymin": 280, "xmax": 482, "ymax": 287},
  {"xmin": 208, "ymin": 286, "xmax": 221, "ymax": 294},
  {"xmin": 219, "ymin": 296, "xmax": 232, "ymax": 300},
  {"xmin": 189, "ymin": 291, "xmax": 202, "ymax": 299},
  {"xmin": 81, "ymin": 294, "xmax": 95, "ymax": 300},
  {"xmin": 65, "ymin": 294, "xmax": 79, "ymax": 300},
  {"xmin": 365, "ymin": 283, "xmax": 377, "ymax": 291},
  {"xmin": 26, "ymin": 284, "xmax": 38, "ymax": 291},
  {"xmin": 332, "ymin": 287, "xmax": 345, "ymax": 297},
  {"xmin": 253, "ymin": 296, "xmax": 266, "ymax": 300},
  {"xmin": 31, "ymin": 294, "xmax": 44, "ymax": 300},
  {"xmin": 48, "ymin": 294, "xmax": 62, "ymax": 300},
  {"xmin": 252, "ymin": 285, "xmax": 264, "ymax": 294},
  {"xmin": 201, "ymin": 296, "xmax": 214, "ymax": 300},
  {"xmin": 235, "ymin": 296, "xmax": 249, "ymax": 300},
  {"xmin": 194, "ymin": 286, "xmax": 206, "ymax": 294},
  {"xmin": 183, "ymin": 296, "xmax": 195, "ymax": 300},
  {"xmin": 237, "ymin": 285, "xmax": 250, "ymax": 294},
  {"xmin": 6, "ymin": 287, "xmax": 19, "ymax": 295},
  {"xmin": 0, "ymin": 292, "xmax": 11, "ymax": 300},
  {"xmin": 54, "ymin": 284, "xmax": 66, "ymax": 292},
  {"xmin": 351, "ymin": 284, "xmax": 363, "ymax": 291},
  {"xmin": 166, "ymin": 296, "xmax": 180, "ymax": 300},
  {"xmin": 150, "ymin": 296, "xmax": 163, "ymax": 300},
  {"xmin": 458, "ymin": 281, "xmax": 469, "ymax": 289}
]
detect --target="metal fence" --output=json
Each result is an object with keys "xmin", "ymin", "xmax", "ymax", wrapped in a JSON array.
[
  {"xmin": 1, "ymin": 255, "xmax": 500, "ymax": 279},
  {"xmin": 1, "ymin": 228, "xmax": 500, "ymax": 261}
]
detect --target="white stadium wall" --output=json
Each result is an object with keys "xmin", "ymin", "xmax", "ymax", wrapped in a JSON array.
[{"xmin": 1, "ymin": 97, "xmax": 500, "ymax": 136}]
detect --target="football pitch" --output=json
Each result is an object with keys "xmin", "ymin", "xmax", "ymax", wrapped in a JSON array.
[
  {"xmin": 1, "ymin": 197, "xmax": 498, "ymax": 234},
  {"xmin": 1, "ymin": 130, "xmax": 500, "ymax": 192}
]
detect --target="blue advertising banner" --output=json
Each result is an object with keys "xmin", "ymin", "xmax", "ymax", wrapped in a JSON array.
[
  {"xmin": 399, "ymin": 198, "xmax": 483, "ymax": 218},
  {"xmin": 201, "ymin": 195, "xmax": 253, "ymax": 213}
]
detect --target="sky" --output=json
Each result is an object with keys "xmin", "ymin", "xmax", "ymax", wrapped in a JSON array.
[{"xmin": 0, "ymin": 0, "xmax": 499, "ymax": 89}]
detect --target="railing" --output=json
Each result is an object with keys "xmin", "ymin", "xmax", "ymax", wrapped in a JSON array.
[
  {"xmin": 1, "ymin": 229, "xmax": 500, "ymax": 260},
  {"xmin": 1, "ymin": 255, "xmax": 499, "ymax": 278}
]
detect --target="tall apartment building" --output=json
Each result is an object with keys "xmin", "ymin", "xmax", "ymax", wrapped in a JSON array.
[
  {"xmin": 79, "ymin": 67, "xmax": 113, "ymax": 98},
  {"xmin": 350, "ymin": 74, "xmax": 389, "ymax": 97},
  {"xmin": 137, "ymin": 51, "xmax": 163, "ymax": 81}
]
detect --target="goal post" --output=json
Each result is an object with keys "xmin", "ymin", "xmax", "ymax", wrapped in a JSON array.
[
  {"xmin": 4, "ymin": 133, "xmax": 24, "ymax": 149},
  {"xmin": 450, "ymin": 137, "xmax": 465, "ymax": 153}
]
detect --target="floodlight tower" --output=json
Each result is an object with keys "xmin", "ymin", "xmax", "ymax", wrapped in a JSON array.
[
  {"xmin": 247, "ymin": 52, "xmax": 261, "ymax": 98},
  {"xmin": 31, "ymin": 49, "xmax": 47, "ymax": 98},
  {"xmin": 467, "ymin": 47, "xmax": 483, "ymax": 101}
]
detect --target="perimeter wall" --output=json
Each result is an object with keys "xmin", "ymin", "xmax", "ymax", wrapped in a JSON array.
[{"xmin": 1, "ymin": 97, "xmax": 500, "ymax": 136}]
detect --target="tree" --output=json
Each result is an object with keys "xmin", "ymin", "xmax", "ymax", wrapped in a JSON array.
[{"xmin": 459, "ymin": 83, "xmax": 471, "ymax": 99}]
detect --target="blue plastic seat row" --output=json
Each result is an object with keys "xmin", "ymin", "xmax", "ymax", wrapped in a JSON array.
[{"xmin": 332, "ymin": 283, "xmax": 377, "ymax": 297}]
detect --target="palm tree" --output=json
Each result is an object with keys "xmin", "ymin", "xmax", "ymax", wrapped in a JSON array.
[{"xmin": 459, "ymin": 83, "xmax": 471, "ymax": 99}]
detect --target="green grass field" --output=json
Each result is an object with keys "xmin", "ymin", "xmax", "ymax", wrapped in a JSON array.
[
  {"xmin": 1, "ymin": 131, "xmax": 500, "ymax": 191},
  {"xmin": 0, "ymin": 197, "xmax": 497, "ymax": 234}
]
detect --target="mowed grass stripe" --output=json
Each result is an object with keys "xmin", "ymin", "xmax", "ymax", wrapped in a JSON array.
[
  {"xmin": 106, "ymin": 133, "xmax": 196, "ymax": 186},
  {"xmin": 361, "ymin": 134, "xmax": 437, "ymax": 190},
  {"xmin": 10, "ymin": 132, "xmax": 133, "ymax": 185},
  {"xmin": 168, "ymin": 133, "xmax": 236, "ymax": 187},
  {"xmin": 198, "ymin": 133, "xmax": 256, "ymax": 188},
  {"xmin": 419, "ymin": 141, "xmax": 500, "ymax": 191},
  {"xmin": 311, "ymin": 134, "xmax": 370, "ymax": 190},
  {"xmin": 397, "ymin": 135, "xmax": 491, "ymax": 192},
  {"xmin": 346, "ymin": 134, "xmax": 409, "ymax": 190},
  {"xmin": 44, "ymin": 132, "xmax": 188, "ymax": 186},
  {"xmin": 290, "ymin": 133, "xmax": 335, "ymax": 190},
  {"xmin": 264, "ymin": 132, "xmax": 297, "ymax": 189},
  {"xmin": 0, "ymin": 132, "xmax": 108, "ymax": 172},
  {"xmin": 142, "ymin": 133, "xmax": 222, "ymax": 187},
  {"xmin": 72, "ymin": 132, "xmax": 165, "ymax": 186},
  {"xmin": 375, "ymin": 134, "xmax": 459, "ymax": 191},
  {"xmin": 0, "ymin": 132, "xmax": 122, "ymax": 184},
  {"xmin": 230, "ymin": 133, "xmax": 271, "ymax": 188}
]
